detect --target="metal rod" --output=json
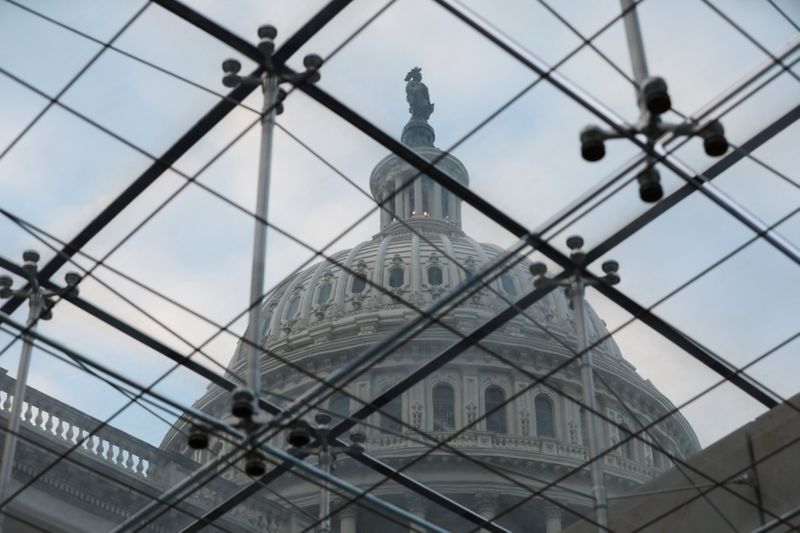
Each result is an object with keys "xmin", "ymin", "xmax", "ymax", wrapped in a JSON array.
[
  {"xmin": 571, "ymin": 277, "xmax": 608, "ymax": 531},
  {"xmin": 0, "ymin": 294, "xmax": 42, "ymax": 532},
  {"xmin": 619, "ymin": 0, "xmax": 649, "ymax": 85},
  {"xmin": 244, "ymin": 71, "xmax": 279, "ymax": 401},
  {"xmin": 750, "ymin": 502, "xmax": 800, "ymax": 533},
  {"xmin": 318, "ymin": 443, "xmax": 332, "ymax": 533}
]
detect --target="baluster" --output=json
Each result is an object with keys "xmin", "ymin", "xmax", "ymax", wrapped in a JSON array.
[
  {"xmin": 21, "ymin": 402, "xmax": 32, "ymax": 423},
  {"xmin": 131, "ymin": 455, "xmax": 140, "ymax": 474},
  {"xmin": 111, "ymin": 445, "xmax": 120, "ymax": 464},
  {"xmin": 141, "ymin": 457, "xmax": 150, "ymax": 478},
  {"xmin": 70, "ymin": 425, "xmax": 79, "ymax": 444},
  {"xmin": 101, "ymin": 439, "xmax": 110, "ymax": 460},
  {"xmin": 34, "ymin": 406, "xmax": 44, "ymax": 429},
  {"xmin": 122, "ymin": 450, "xmax": 131, "ymax": 470},
  {"xmin": 90, "ymin": 435, "xmax": 99, "ymax": 454},
  {"xmin": 58, "ymin": 419, "xmax": 69, "ymax": 440},
  {"xmin": 0, "ymin": 392, "xmax": 7, "ymax": 411},
  {"xmin": 46, "ymin": 412, "xmax": 57, "ymax": 434},
  {"xmin": 80, "ymin": 430, "xmax": 90, "ymax": 450}
]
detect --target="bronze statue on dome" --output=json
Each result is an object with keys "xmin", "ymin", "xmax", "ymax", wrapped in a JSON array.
[{"xmin": 405, "ymin": 67, "xmax": 434, "ymax": 121}]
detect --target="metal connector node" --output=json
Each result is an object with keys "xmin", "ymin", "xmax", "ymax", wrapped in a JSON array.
[
  {"xmin": 601, "ymin": 260, "xmax": 619, "ymax": 274},
  {"xmin": 244, "ymin": 451, "xmax": 266, "ymax": 477},
  {"xmin": 699, "ymin": 120, "xmax": 728, "ymax": 157},
  {"xmin": 641, "ymin": 76, "xmax": 671, "ymax": 115},
  {"xmin": 231, "ymin": 387, "xmax": 256, "ymax": 419},
  {"xmin": 257, "ymin": 24, "xmax": 277, "ymax": 40},
  {"xmin": 529, "ymin": 262, "xmax": 547, "ymax": 277},
  {"xmin": 580, "ymin": 126, "xmax": 606, "ymax": 162},
  {"xmin": 303, "ymin": 54, "xmax": 323, "ymax": 70},
  {"xmin": 637, "ymin": 166, "xmax": 663, "ymax": 203},
  {"xmin": 287, "ymin": 421, "xmax": 312, "ymax": 448},
  {"xmin": 187, "ymin": 424, "xmax": 210, "ymax": 450}
]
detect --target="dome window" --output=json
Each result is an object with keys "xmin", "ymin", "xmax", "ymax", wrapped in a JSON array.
[
  {"xmin": 316, "ymin": 283, "xmax": 332, "ymax": 304},
  {"xmin": 381, "ymin": 394, "xmax": 402, "ymax": 433},
  {"xmin": 501, "ymin": 274, "xmax": 518, "ymax": 297},
  {"xmin": 285, "ymin": 296, "xmax": 300, "ymax": 320},
  {"xmin": 389, "ymin": 267, "xmax": 404, "ymax": 288},
  {"xmin": 351, "ymin": 274, "xmax": 367, "ymax": 294},
  {"xmin": 535, "ymin": 395, "xmax": 555, "ymax": 438},
  {"xmin": 433, "ymin": 383, "xmax": 455, "ymax": 432},
  {"xmin": 484, "ymin": 386, "xmax": 507, "ymax": 434},
  {"xmin": 428, "ymin": 266, "xmax": 443, "ymax": 286}
]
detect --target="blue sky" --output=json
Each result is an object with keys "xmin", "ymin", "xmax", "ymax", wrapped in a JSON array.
[{"xmin": 0, "ymin": 0, "xmax": 798, "ymax": 458}]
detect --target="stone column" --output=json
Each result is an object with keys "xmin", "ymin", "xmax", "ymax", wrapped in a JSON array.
[
  {"xmin": 396, "ymin": 176, "xmax": 405, "ymax": 220},
  {"xmin": 381, "ymin": 189, "xmax": 390, "ymax": 228},
  {"xmin": 474, "ymin": 493, "xmax": 499, "ymax": 533},
  {"xmin": 339, "ymin": 505, "xmax": 358, "ymax": 533},
  {"xmin": 405, "ymin": 492, "xmax": 428, "ymax": 532},
  {"xmin": 448, "ymin": 193, "xmax": 457, "ymax": 226},
  {"xmin": 544, "ymin": 502, "xmax": 562, "ymax": 533},
  {"xmin": 413, "ymin": 177, "xmax": 423, "ymax": 215},
  {"xmin": 433, "ymin": 183, "xmax": 443, "ymax": 218}
]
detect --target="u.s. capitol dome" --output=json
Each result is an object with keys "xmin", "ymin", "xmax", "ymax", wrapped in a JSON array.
[{"xmin": 162, "ymin": 70, "xmax": 699, "ymax": 533}]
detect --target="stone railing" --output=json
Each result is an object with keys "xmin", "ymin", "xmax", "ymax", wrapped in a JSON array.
[
  {"xmin": 0, "ymin": 369, "xmax": 161, "ymax": 481},
  {"xmin": 367, "ymin": 430, "xmax": 658, "ymax": 481}
]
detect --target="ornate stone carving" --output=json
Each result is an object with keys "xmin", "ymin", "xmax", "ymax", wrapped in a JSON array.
[
  {"xmin": 520, "ymin": 409, "xmax": 530, "ymax": 436},
  {"xmin": 411, "ymin": 402, "xmax": 424, "ymax": 429},
  {"xmin": 465, "ymin": 402, "xmax": 478, "ymax": 425}
]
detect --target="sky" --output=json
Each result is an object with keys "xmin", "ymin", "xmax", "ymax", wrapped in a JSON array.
[{"xmin": 0, "ymin": 0, "xmax": 798, "ymax": 464}]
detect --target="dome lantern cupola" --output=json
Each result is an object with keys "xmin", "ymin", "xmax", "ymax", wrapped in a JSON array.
[{"xmin": 370, "ymin": 67, "xmax": 469, "ymax": 234}]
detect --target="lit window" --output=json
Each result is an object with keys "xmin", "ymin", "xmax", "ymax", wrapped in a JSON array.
[
  {"xmin": 285, "ymin": 296, "xmax": 300, "ymax": 320},
  {"xmin": 428, "ymin": 266, "xmax": 443, "ymax": 286},
  {"xmin": 501, "ymin": 274, "xmax": 517, "ymax": 297},
  {"xmin": 351, "ymin": 274, "xmax": 366, "ymax": 294},
  {"xmin": 389, "ymin": 267, "xmax": 404, "ymax": 288},
  {"xmin": 316, "ymin": 283, "xmax": 332, "ymax": 304},
  {"xmin": 485, "ymin": 386, "xmax": 507, "ymax": 434},
  {"xmin": 535, "ymin": 395, "xmax": 555, "ymax": 438},
  {"xmin": 433, "ymin": 384, "xmax": 455, "ymax": 432},
  {"xmin": 381, "ymin": 395, "xmax": 402, "ymax": 433}
]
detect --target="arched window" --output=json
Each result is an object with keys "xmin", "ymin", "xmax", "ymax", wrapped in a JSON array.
[
  {"xmin": 484, "ymin": 386, "xmax": 507, "ymax": 434},
  {"xmin": 285, "ymin": 296, "xmax": 300, "ymax": 320},
  {"xmin": 316, "ymin": 283, "xmax": 332, "ymax": 304},
  {"xmin": 501, "ymin": 274, "xmax": 517, "ymax": 297},
  {"xmin": 428, "ymin": 266, "xmax": 443, "ymax": 286},
  {"xmin": 389, "ymin": 267, "xmax": 404, "ymax": 288},
  {"xmin": 433, "ymin": 384, "xmax": 455, "ymax": 432},
  {"xmin": 535, "ymin": 395, "xmax": 555, "ymax": 438},
  {"xmin": 351, "ymin": 274, "xmax": 366, "ymax": 294},
  {"xmin": 381, "ymin": 395, "xmax": 402, "ymax": 433},
  {"xmin": 619, "ymin": 424, "xmax": 634, "ymax": 459},
  {"xmin": 330, "ymin": 394, "xmax": 350, "ymax": 425}
]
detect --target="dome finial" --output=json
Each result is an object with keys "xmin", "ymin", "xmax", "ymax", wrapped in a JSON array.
[{"xmin": 402, "ymin": 67, "xmax": 435, "ymax": 146}]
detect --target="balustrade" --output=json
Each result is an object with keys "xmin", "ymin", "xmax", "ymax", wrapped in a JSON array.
[{"xmin": 0, "ymin": 371, "xmax": 158, "ymax": 480}]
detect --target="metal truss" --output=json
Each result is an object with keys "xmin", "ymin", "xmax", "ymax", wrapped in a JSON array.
[{"xmin": 0, "ymin": 0, "xmax": 798, "ymax": 531}]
